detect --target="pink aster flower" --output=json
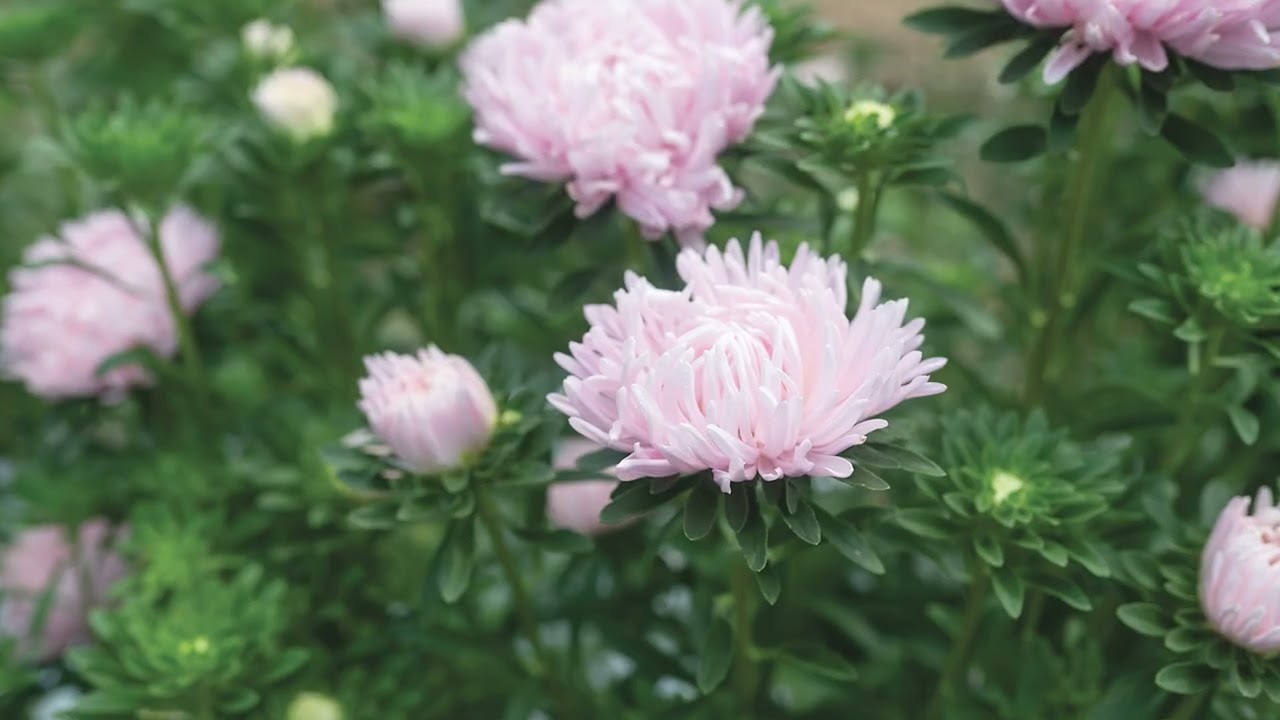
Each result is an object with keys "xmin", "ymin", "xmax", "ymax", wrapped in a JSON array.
[
  {"xmin": 357, "ymin": 347, "xmax": 498, "ymax": 475},
  {"xmin": 548, "ymin": 234, "xmax": 947, "ymax": 493},
  {"xmin": 1201, "ymin": 487, "xmax": 1280, "ymax": 654},
  {"xmin": 1201, "ymin": 159, "xmax": 1280, "ymax": 230},
  {"xmin": 1, "ymin": 207, "xmax": 220, "ymax": 401},
  {"xmin": 547, "ymin": 439, "xmax": 627, "ymax": 536},
  {"xmin": 383, "ymin": 0, "xmax": 466, "ymax": 49},
  {"xmin": 460, "ymin": 0, "xmax": 779, "ymax": 245},
  {"xmin": 0, "ymin": 520, "xmax": 128, "ymax": 661},
  {"xmin": 1001, "ymin": 0, "xmax": 1280, "ymax": 84}
]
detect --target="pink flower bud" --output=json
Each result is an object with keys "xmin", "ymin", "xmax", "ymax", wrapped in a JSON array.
[
  {"xmin": 0, "ymin": 520, "xmax": 128, "ymax": 660},
  {"xmin": 1201, "ymin": 488, "xmax": 1280, "ymax": 654},
  {"xmin": 357, "ymin": 347, "xmax": 498, "ymax": 475},
  {"xmin": 383, "ymin": 0, "xmax": 465, "ymax": 49},
  {"xmin": 1201, "ymin": 160, "xmax": 1280, "ymax": 231},
  {"xmin": 547, "ymin": 439, "xmax": 629, "ymax": 536}
]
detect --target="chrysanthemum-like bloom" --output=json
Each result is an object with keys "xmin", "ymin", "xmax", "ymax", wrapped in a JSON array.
[
  {"xmin": 357, "ymin": 348, "xmax": 498, "ymax": 475},
  {"xmin": 1001, "ymin": 1, "xmax": 1280, "ymax": 84},
  {"xmin": 0, "ymin": 520, "xmax": 128, "ymax": 660},
  {"xmin": 1202, "ymin": 160, "xmax": 1280, "ymax": 230},
  {"xmin": 1, "ymin": 207, "xmax": 220, "ymax": 401},
  {"xmin": 1201, "ymin": 487, "xmax": 1280, "ymax": 654},
  {"xmin": 547, "ymin": 439, "xmax": 626, "ymax": 536},
  {"xmin": 383, "ymin": 0, "xmax": 466, "ymax": 49},
  {"xmin": 549, "ymin": 234, "xmax": 947, "ymax": 492},
  {"xmin": 461, "ymin": 0, "xmax": 778, "ymax": 245}
]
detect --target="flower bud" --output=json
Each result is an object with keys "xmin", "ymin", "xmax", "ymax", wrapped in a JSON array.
[
  {"xmin": 241, "ymin": 19, "xmax": 295, "ymax": 63},
  {"xmin": 251, "ymin": 67, "xmax": 338, "ymax": 143},
  {"xmin": 357, "ymin": 347, "xmax": 497, "ymax": 475},
  {"xmin": 286, "ymin": 693, "xmax": 344, "ymax": 720},
  {"xmin": 383, "ymin": 0, "xmax": 465, "ymax": 49},
  {"xmin": 1201, "ymin": 487, "xmax": 1280, "ymax": 654},
  {"xmin": 547, "ymin": 439, "xmax": 626, "ymax": 536}
]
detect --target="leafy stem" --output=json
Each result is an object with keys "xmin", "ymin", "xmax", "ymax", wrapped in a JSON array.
[
  {"xmin": 137, "ymin": 210, "xmax": 210, "ymax": 416},
  {"xmin": 730, "ymin": 559, "xmax": 761, "ymax": 715},
  {"xmin": 926, "ymin": 565, "xmax": 989, "ymax": 720},
  {"xmin": 849, "ymin": 172, "xmax": 882, "ymax": 260},
  {"xmin": 1024, "ymin": 68, "xmax": 1119, "ymax": 405},
  {"xmin": 1163, "ymin": 326, "xmax": 1226, "ymax": 479}
]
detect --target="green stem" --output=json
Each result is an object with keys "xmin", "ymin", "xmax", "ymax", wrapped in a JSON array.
[
  {"xmin": 926, "ymin": 570, "xmax": 989, "ymax": 720},
  {"xmin": 140, "ymin": 212, "xmax": 210, "ymax": 412},
  {"xmin": 473, "ymin": 483, "xmax": 548, "ymax": 665},
  {"xmin": 1019, "ymin": 590, "xmax": 1044, "ymax": 644},
  {"xmin": 730, "ymin": 561, "xmax": 760, "ymax": 715},
  {"xmin": 1163, "ymin": 327, "xmax": 1225, "ymax": 478},
  {"xmin": 849, "ymin": 173, "xmax": 880, "ymax": 260},
  {"xmin": 1023, "ymin": 70, "xmax": 1119, "ymax": 405},
  {"xmin": 1168, "ymin": 689, "xmax": 1211, "ymax": 720}
]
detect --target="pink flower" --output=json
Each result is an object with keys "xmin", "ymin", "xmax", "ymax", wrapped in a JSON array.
[
  {"xmin": 791, "ymin": 55, "xmax": 849, "ymax": 86},
  {"xmin": 0, "ymin": 520, "xmax": 128, "ymax": 661},
  {"xmin": 1001, "ymin": 0, "xmax": 1280, "ymax": 84},
  {"xmin": 461, "ymin": 0, "xmax": 779, "ymax": 245},
  {"xmin": 1201, "ymin": 487, "xmax": 1280, "ymax": 654},
  {"xmin": 547, "ymin": 439, "xmax": 627, "ymax": 536},
  {"xmin": 549, "ymin": 234, "xmax": 947, "ymax": 493},
  {"xmin": 1, "ymin": 207, "xmax": 220, "ymax": 401},
  {"xmin": 383, "ymin": 0, "xmax": 466, "ymax": 49},
  {"xmin": 358, "ymin": 348, "xmax": 498, "ymax": 475},
  {"xmin": 1201, "ymin": 160, "xmax": 1280, "ymax": 230}
]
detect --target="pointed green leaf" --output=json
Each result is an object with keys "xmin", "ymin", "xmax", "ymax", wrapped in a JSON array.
[
  {"xmin": 737, "ymin": 501, "xmax": 769, "ymax": 572},
  {"xmin": 973, "ymin": 531, "xmax": 1004, "ymax": 567},
  {"xmin": 998, "ymin": 37, "xmax": 1056, "ymax": 84},
  {"xmin": 755, "ymin": 564, "xmax": 782, "ymax": 605},
  {"xmin": 780, "ymin": 495, "xmax": 822, "ymax": 545},
  {"xmin": 434, "ymin": 518, "xmax": 476, "ymax": 604},
  {"xmin": 697, "ymin": 616, "xmax": 734, "ymax": 694},
  {"xmin": 980, "ymin": 125, "xmax": 1047, "ymax": 163},
  {"xmin": 683, "ymin": 481, "xmax": 720, "ymax": 541},
  {"xmin": 1227, "ymin": 406, "xmax": 1260, "ymax": 446},
  {"xmin": 991, "ymin": 566, "xmax": 1025, "ymax": 618},
  {"xmin": 1116, "ymin": 603, "xmax": 1169, "ymax": 637},
  {"xmin": 1155, "ymin": 661, "xmax": 1216, "ymax": 695},
  {"xmin": 725, "ymin": 484, "xmax": 751, "ymax": 533},
  {"xmin": 1161, "ymin": 114, "xmax": 1233, "ymax": 168},
  {"xmin": 818, "ymin": 509, "xmax": 885, "ymax": 575}
]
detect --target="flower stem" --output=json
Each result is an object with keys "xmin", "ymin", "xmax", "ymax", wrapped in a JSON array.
[
  {"xmin": 140, "ymin": 212, "xmax": 210, "ymax": 414},
  {"xmin": 849, "ymin": 172, "xmax": 880, "ymax": 260},
  {"xmin": 730, "ymin": 560, "xmax": 760, "ymax": 715},
  {"xmin": 926, "ymin": 569, "xmax": 989, "ymax": 720},
  {"xmin": 1163, "ymin": 327, "xmax": 1224, "ymax": 478},
  {"xmin": 1023, "ymin": 69, "xmax": 1119, "ymax": 405}
]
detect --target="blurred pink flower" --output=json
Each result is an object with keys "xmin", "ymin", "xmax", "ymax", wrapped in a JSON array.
[
  {"xmin": 1001, "ymin": 0, "xmax": 1280, "ymax": 84},
  {"xmin": 1, "ymin": 207, "xmax": 220, "ymax": 401},
  {"xmin": 461, "ymin": 0, "xmax": 778, "ymax": 245},
  {"xmin": 549, "ymin": 234, "xmax": 947, "ymax": 493},
  {"xmin": 547, "ymin": 439, "xmax": 627, "ymax": 536},
  {"xmin": 383, "ymin": 0, "xmax": 465, "ymax": 48},
  {"xmin": 0, "ymin": 520, "xmax": 127, "ymax": 661},
  {"xmin": 791, "ymin": 55, "xmax": 850, "ymax": 86},
  {"xmin": 1201, "ymin": 159, "xmax": 1280, "ymax": 230},
  {"xmin": 358, "ymin": 348, "xmax": 498, "ymax": 475},
  {"xmin": 1201, "ymin": 487, "xmax": 1280, "ymax": 654}
]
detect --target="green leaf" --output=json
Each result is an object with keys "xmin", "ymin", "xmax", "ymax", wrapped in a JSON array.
[
  {"xmin": 512, "ymin": 528, "xmax": 593, "ymax": 554},
  {"xmin": 1161, "ymin": 114, "xmax": 1233, "ymax": 168},
  {"xmin": 697, "ymin": 616, "xmax": 734, "ymax": 694},
  {"xmin": 261, "ymin": 647, "xmax": 310, "ymax": 683},
  {"xmin": 573, "ymin": 447, "xmax": 629, "ymax": 474},
  {"xmin": 773, "ymin": 644, "xmax": 859, "ymax": 681},
  {"xmin": 838, "ymin": 467, "xmax": 890, "ymax": 492},
  {"xmin": 895, "ymin": 509, "xmax": 952, "ymax": 540},
  {"xmin": 755, "ymin": 564, "xmax": 782, "ymax": 605},
  {"xmin": 1059, "ymin": 57, "xmax": 1104, "ymax": 115},
  {"xmin": 1115, "ymin": 603, "xmax": 1169, "ymax": 638},
  {"xmin": 1227, "ymin": 406, "xmax": 1260, "ymax": 446},
  {"xmin": 725, "ymin": 484, "xmax": 751, "ymax": 533},
  {"xmin": 219, "ymin": 687, "xmax": 260, "ymax": 713},
  {"xmin": 434, "ymin": 518, "xmax": 476, "ymax": 604},
  {"xmin": 991, "ymin": 566, "xmax": 1025, "ymax": 618},
  {"xmin": 1185, "ymin": 60, "xmax": 1236, "ymax": 92},
  {"xmin": 683, "ymin": 482, "xmax": 720, "ymax": 541},
  {"xmin": 1155, "ymin": 661, "xmax": 1216, "ymax": 695},
  {"xmin": 944, "ymin": 18, "xmax": 1027, "ymax": 59},
  {"xmin": 937, "ymin": 191, "xmax": 1026, "ymax": 282},
  {"xmin": 818, "ymin": 509, "xmax": 885, "ymax": 575},
  {"xmin": 998, "ymin": 37, "xmax": 1056, "ymax": 84},
  {"xmin": 1032, "ymin": 574, "xmax": 1091, "ymax": 611},
  {"xmin": 903, "ymin": 7, "xmax": 1004, "ymax": 35},
  {"xmin": 1135, "ymin": 79, "xmax": 1168, "ymax": 136},
  {"xmin": 599, "ymin": 480, "xmax": 680, "ymax": 525},
  {"xmin": 1128, "ymin": 298, "xmax": 1176, "ymax": 325},
  {"xmin": 980, "ymin": 125, "xmax": 1047, "ymax": 163},
  {"xmin": 780, "ymin": 495, "xmax": 822, "ymax": 545},
  {"xmin": 737, "ymin": 499, "xmax": 770, "ymax": 572},
  {"xmin": 863, "ymin": 444, "xmax": 947, "ymax": 477},
  {"xmin": 973, "ymin": 531, "xmax": 1004, "ymax": 567}
]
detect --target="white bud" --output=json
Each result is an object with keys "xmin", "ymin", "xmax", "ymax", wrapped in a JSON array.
[
  {"xmin": 286, "ymin": 693, "xmax": 344, "ymax": 720},
  {"xmin": 251, "ymin": 67, "xmax": 338, "ymax": 143},
  {"xmin": 241, "ymin": 19, "xmax": 295, "ymax": 63}
]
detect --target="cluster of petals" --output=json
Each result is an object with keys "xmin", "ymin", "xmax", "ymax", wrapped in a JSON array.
[
  {"xmin": 0, "ymin": 519, "xmax": 128, "ymax": 660},
  {"xmin": 1, "ymin": 207, "xmax": 220, "ymax": 401},
  {"xmin": 1001, "ymin": 0, "xmax": 1280, "ymax": 84},
  {"xmin": 357, "ymin": 347, "xmax": 498, "ymax": 475},
  {"xmin": 1201, "ymin": 487, "xmax": 1280, "ymax": 654},
  {"xmin": 1201, "ymin": 159, "xmax": 1280, "ymax": 230},
  {"xmin": 460, "ymin": 0, "xmax": 778, "ymax": 245},
  {"xmin": 549, "ymin": 234, "xmax": 947, "ymax": 493}
]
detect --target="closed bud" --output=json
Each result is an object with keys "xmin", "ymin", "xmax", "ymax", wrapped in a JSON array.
[
  {"xmin": 251, "ymin": 67, "xmax": 338, "ymax": 143},
  {"xmin": 357, "ymin": 347, "xmax": 498, "ymax": 475},
  {"xmin": 383, "ymin": 0, "xmax": 465, "ymax": 49},
  {"xmin": 241, "ymin": 19, "xmax": 295, "ymax": 64}
]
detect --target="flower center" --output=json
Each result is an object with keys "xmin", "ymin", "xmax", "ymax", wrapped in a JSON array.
[{"xmin": 990, "ymin": 471, "xmax": 1025, "ymax": 506}]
